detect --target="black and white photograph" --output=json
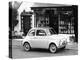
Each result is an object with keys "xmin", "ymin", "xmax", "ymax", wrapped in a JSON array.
[{"xmin": 9, "ymin": 1, "xmax": 78, "ymax": 59}]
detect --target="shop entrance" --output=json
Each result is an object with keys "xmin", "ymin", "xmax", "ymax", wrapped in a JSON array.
[
  {"xmin": 45, "ymin": 10, "xmax": 58, "ymax": 33},
  {"xmin": 34, "ymin": 9, "xmax": 58, "ymax": 33},
  {"xmin": 21, "ymin": 15, "xmax": 31, "ymax": 36}
]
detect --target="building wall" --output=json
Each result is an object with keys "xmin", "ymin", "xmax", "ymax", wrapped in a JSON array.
[
  {"xmin": 31, "ymin": 6, "xmax": 78, "ymax": 42},
  {"xmin": 21, "ymin": 11, "xmax": 33, "ymax": 36}
]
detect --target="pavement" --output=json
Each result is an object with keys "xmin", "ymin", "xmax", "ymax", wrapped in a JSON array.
[{"xmin": 9, "ymin": 39, "xmax": 78, "ymax": 59}]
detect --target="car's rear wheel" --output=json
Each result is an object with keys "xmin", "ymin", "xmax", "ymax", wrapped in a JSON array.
[
  {"xmin": 23, "ymin": 42, "xmax": 31, "ymax": 51},
  {"xmin": 49, "ymin": 44, "xmax": 57, "ymax": 53}
]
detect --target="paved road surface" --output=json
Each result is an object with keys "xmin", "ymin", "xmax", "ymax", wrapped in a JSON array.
[{"xmin": 11, "ymin": 40, "xmax": 78, "ymax": 59}]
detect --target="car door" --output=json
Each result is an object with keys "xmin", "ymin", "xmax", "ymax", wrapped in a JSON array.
[
  {"xmin": 35, "ymin": 29, "xmax": 49, "ymax": 48},
  {"xmin": 28, "ymin": 29, "xmax": 37, "ymax": 48}
]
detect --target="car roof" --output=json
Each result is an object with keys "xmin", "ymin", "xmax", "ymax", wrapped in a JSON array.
[
  {"xmin": 29, "ymin": 27, "xmax": 56, "ymax": 34},
  {"xmin": 30, "ymin": 27, "xmax": 53, "ymax": 30}
]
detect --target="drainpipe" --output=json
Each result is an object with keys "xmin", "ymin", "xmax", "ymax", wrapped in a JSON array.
[{"xmin": 58, "ymin": 13, "xmax": 60, "ymax": 34}]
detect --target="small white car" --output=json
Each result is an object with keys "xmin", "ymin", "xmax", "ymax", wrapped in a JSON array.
[{"xmin": 22, "ymin": 27, "xmax": 68, "ymax": 53}]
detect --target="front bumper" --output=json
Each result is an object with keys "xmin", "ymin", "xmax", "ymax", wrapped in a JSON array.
[{"xmin": 58, "ymin": 41, "xmax": 67, "ymax": 48}]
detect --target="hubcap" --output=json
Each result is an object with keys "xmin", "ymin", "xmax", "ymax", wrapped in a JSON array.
[
  {"xmin": 50, "ymin": 44, "xmax": 56, "ymax": 53},
  {"xmin": 24, "ymin": 43, "xmax": 30, "ymax": 51}
]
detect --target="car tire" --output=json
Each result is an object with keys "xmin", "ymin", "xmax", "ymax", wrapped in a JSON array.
[
  {"xmin": 23, "ymin": 42, "xmax": 31, "ymax": 51},
  {"xmin": 49, "ymin": 43, "xmax": 57, "ymax": 53}
]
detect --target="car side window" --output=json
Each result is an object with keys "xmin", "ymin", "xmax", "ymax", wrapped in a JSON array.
[
  {"xmin": 28, "ymin": 30, "xmax": 35, "ymax": 36},
  {"xmin": 36, "ymin": 30, "xmax": 46, "ymax": 36}
]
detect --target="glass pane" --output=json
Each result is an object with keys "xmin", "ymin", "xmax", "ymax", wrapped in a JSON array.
[
  {"xmin": 36, "ymin": 30, "xmax": 46, "ymax": 36},
  {"xmin": 28, "ymin": 30, "xmax": 35, "ymax": 36},
  {"xmin": 49, "ymin": 29, "xmax": 56, "ymax": 34}
]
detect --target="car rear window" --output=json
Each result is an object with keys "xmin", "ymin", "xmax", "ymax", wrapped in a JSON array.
[{"xmin": 49, "ymin": 29, "xmax": 56, "ymax": 34}]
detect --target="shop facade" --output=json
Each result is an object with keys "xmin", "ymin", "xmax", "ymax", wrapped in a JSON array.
[
  {"xmin": 19, "ymin": 3, "xmax": 78, "ymax": 42},
  {"xmin": 31, "ymin": 5, "xmax": 78, "ymax": 42}
]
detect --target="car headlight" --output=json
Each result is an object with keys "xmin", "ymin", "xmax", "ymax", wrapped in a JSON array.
[
  {"xmin": 62, "ymin": 38, "xmax": 67, "ymax": 41},
  {"xmin": 59, "ymin": 38, "xmax": 67, "ymax": 45}
]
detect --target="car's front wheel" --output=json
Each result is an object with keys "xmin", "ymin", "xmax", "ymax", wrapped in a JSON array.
[
  {"xmin": 23, "ymin": 42, "xmax": 31, "ymax": 51},
  {"xmin": 49, "ymin": 44, "xmax": 57, "ymax": 53}
]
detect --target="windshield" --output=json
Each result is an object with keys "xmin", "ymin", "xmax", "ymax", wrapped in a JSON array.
[{"xmin": 49, "ymin": 29, "xmax": 56, "ymax": 35}]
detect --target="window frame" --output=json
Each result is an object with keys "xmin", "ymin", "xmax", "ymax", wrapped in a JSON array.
[
  {"xmin": 28, "ymin": 29, "xmax": 36, "ymax": 36},
  {"xmin": 36, "ymin": 29, "xmax": 47, "ymax": 36}
]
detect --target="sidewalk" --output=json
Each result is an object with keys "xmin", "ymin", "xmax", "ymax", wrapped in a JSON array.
[
  {"xmin": 66, "ymin": 42, "xmax": 78, "ymax": 50},
  {"xmin": 9, "ymin": 39, "xmax": 23, "ymax": 46}
]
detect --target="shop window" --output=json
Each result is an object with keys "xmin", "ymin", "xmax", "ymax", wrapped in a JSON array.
[{"xmin": 59, "ymin": 12, "xmax": 74, "ymax": 34}]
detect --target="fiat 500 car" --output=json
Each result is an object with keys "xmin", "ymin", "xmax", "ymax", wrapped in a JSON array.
[{"xmin": 22, "ymin": 28, "xmax": 68, "ymax": 53}]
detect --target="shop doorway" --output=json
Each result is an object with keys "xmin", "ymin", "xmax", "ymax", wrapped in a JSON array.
[
  {"xmin": 45, "ymin": 10, "xmax": 58, "ymax": 33},
  {"xmin": 21, "ymin": 15, "xmax": 31, "ymax": 36}
]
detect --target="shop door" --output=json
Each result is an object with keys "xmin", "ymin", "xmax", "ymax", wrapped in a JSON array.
[
  {"xmin": 21, "ymin": 15, "xmax": 31, "ymax": 36},
  {"xmin": 45, "ymin": 10, "xmax": 58, "ymax": 34}
]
